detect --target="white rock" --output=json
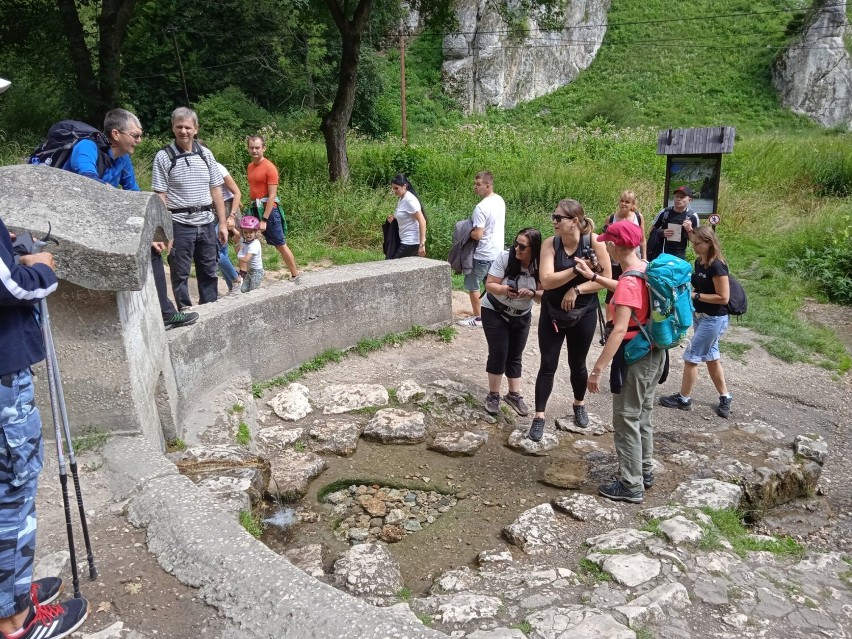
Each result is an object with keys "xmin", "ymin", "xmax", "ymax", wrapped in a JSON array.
[
  {"xmin": 256, "ymin": 425, "xmax": 305, "ymax": 453},
  {"xmin": 503, "ymin": 503, "xmax": 566, "ymax": 554},
  {"xmin": 429, "ymin": 430, "xmax": 488, "ymax": 456},
  {"xmin": 268, "ymin": 450, "xmax": 327, "ymax": 498},
  {"xmin": 670, "ymin": 479, "xmax": 743, "ymax": 510},
  {"xmin": 478, "ymin": 548, "xmax": 514, "ymax": 566},
  {"xmin": 386, "ymin": 602, "xmax": 423, "ymax": 625},
  {"xmin": 613, "ymin": 582, "xmax": 690, "ymax": 625},
  {"xmin": 438, "ymin": 593, "xmax": 502, "ymax": 625},
  {"xmin": 507, "ymin": 428, "xmax": 559, "ymax": 455},
  {"xmin": 585, "ymin": 528, "xmax": 652, "ymax": 553},
  {"xmin": 284, "ymin": 544, "xmax": 324, "ymax": 578},
  {"xmin": 595, "ymin": 553, "xmax": 661, "ymax": 588},
  {"xmin": 267, "ymin": 383, "xmax": 312, "ymax": 421},
  {"xmin": 33, "ymin": 551, "xmax": 70, "ymax": 582},
  {"xmin": 363, "ymin": 409, "xmax": 427, "ymax": 444},
  {"xmin": 76, "ymin": 622, "xmax": 124, "ymax": 639},
  {"xmin": 657, "ymin": 515, "xmax": 704, "ymax": 545},
  {"xmin": 317, "ymin": 384, "xmax": 389, "ymax": 414},
  {"xmin": 305, "ymin": 419, "xmax": 361, "ymax": 456},
  {"xmin": 332, "ymin": 544, "xmax": 403, "ymax": 600},
  {"xmin": 794, "ymin": 434, "xmax": 828, "ymax": 465},
  {"xmin": 526, "ymin": 606, "xmax": 635, "ymax": 639},
  {"xmin": 396, "ymin": 379, "xmax": 426, "ymax": 404},
  {"xmin": 554, "ymin": 493, "xmax": 623, "ymax": 524},
  {"xmin": 437, "ymin": 567, "xmax": 479, "ymax": 592},
  {"xmin": 466, "ymin": 629, "xmax": 527, "ymax": 639}
]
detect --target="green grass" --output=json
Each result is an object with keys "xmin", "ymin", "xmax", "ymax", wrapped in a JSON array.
[
  {"xmin": 236, "ymin": 421, "xmax": 251, "ymax": 446},
  {"xmin": 578, "ymin": 558, "xmax": 612, "ymax": 583},
  {"xmin": 71, "ymin": 427, "xmax": 110, "ymax": 453},
  {"xmin": 632, "ymin": 626, "xmax": 654, "ymax": 639},
  {"xmin": 512, "ymin": 620, "xmax": 533, "ymax": 636},
  {"xmin": 700, "ymin": 508, "xmax": 807, "ymax": 558},
  {"xmin": 239, "ymin": 510, "xmax": 264, "ymax": 538},
  {"xmin": 397, "ymin": 587, "xmax": 412, "ymax": 601},
  {"xmin": 166, "ymin": 437, "xmax": 187, "ymax": 452},
  {"xmin": 230, "ymin": 402, "xmax": 245, "ymax": 413},
  {"xmin": 719, "ymin": 340, "xmax": 753, "ymax": 363},
  {"xmin": 415, "ymin": 613, "xmax": 434, "ymax": 627}
]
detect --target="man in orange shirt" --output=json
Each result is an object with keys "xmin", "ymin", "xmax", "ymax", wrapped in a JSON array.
[{"xmin": 246, "ymin": 136, "xmax": 300, "ymax": 281}]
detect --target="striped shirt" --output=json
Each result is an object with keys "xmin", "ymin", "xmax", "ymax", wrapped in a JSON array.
[{"xmin": 152, "ymin": 144, "xmax": 224, "ymax": 226}]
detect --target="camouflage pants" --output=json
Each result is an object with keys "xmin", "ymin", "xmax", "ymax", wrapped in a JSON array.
[{"xmin": 0, "ymin": 368, "xmax": 43, "ymax": 617}]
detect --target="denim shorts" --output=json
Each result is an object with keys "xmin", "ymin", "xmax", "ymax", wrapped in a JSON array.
[
  {"xmin": 463, "ymin": 259, "xmax": 492, "ymax": 292},
  {"xmin": 251, "ymin": 207, "xmax": 288, "ymax": 247},
  {"xmin": 683, "ymin": 313, "xmax": 729, "ymax": 363}
]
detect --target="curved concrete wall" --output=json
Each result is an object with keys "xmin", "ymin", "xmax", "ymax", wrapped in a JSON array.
[{"xmin": 166, "ymin": 258, "xmax": 452, "ymax": 434}]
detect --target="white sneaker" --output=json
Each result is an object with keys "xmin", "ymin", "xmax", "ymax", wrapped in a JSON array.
[
  {"xmin": 457, "ymin": 316, "xmax": 483, "ymax": 327},
  {"xmin": 229, "ymin": 282, "xmax": 242, "ymax": 295}
]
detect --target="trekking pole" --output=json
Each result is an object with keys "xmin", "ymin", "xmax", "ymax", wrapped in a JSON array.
[{"xmin": 40, "ymin": 299, "xmax": 98, "ymax": 581}]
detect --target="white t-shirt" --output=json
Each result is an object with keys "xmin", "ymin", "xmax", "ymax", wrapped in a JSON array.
[
  {"xmin": 472, "ymin": 193, "xmax": 506, "ymax": 261},
  {"xmin": 394, "ymin": 191, "xmax": 422, "ymax": 245},
  {"xmin": 217, "ymin": 162, "xmax": 234, "ymax": 202},
  {"xmin": 481, "ymin": 250, "xmax": 537, "ymax": 314},
  {"xmin": 238, "ymin": 239, "xmax": 263, "ymax": 270}
]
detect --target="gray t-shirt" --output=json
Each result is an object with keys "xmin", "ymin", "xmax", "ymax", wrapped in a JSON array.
[
  {"xmin": 152, "ymin": 144, "xmax": 224, "ymax": 226},
  {"xmin": 480, "ymin": 250, "xmax": 536, "ymax": 314}
]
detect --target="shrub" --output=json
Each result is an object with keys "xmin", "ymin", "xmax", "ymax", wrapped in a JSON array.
[{"xmin": 194, "ymin": 86, "xmax": 276, "ymax": 136}]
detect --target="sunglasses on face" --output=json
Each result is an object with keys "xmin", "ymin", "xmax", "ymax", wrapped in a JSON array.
[
  {"xmin": 551, "ymin": 214, "xmax": 572, "ymax": 223},
  {"xmin": 513, "ymin": 241, "xmax": 530, "ymax": 251}
]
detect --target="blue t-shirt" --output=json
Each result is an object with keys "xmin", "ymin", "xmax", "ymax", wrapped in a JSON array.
[{"xmin": 67, "ymin": 139, "xmax": 139, "ymax": 191}]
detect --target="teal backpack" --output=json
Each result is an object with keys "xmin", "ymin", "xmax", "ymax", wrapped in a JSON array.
[{"xmin": 623, "ymin": 254, "xmax": 694, "ymax": 364}]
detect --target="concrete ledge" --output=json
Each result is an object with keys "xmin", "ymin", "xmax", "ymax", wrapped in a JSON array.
[
  {"xmin": 105, "ymin": 436, "xmax": 447, "ymax": 638},
  {"xmin": 166, "ymin": 258, "xmax": 453, "ymax": 431},
  {"xmin": 0, "ymin": 165, "xmax": 171, "ymax": 291}
]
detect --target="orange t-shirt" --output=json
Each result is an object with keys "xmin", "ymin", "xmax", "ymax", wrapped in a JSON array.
[{"xmin": 247, "ymin": 158, "xmax": 279, "ymax": 200}]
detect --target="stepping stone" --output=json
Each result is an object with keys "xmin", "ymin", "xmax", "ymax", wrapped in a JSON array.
[
  {"xmin": 527, "ymin": 606, "xmax": 634, "ymax": 639},
  {"xmin": 332, "ymin": 543, "xmax": 403, "ymax": 602},
  {"xmin": 428, "ymin": 430, "xmax": 487, "ymax": 456},
  {"xmin": 507, "ymin": 428, "xmax": 559, "ymax": 455},
  {"xmin": 794, "ymin": 434, "xmax": 827, "ymax": 464},
  {"xmin": 585, "ymin": 528, "xmax": 652, "ymax": 553},
  {"xmin": 658, "ymin": 515, "xmax": 704, "ymax": 544},
  {"xmin": 503, "ymin": 503, "xmax": 566, "ymax": 555},
  {"xmin": 555, "ymin": 412, "xmax": 609, "ymax": 436},
  {"xmin": 316, "ymin": 383, "xmax": 388, "ymax": 414},
  {"xmin": 396, "ymin": 379, "xmax": 426, "ymax": 403},
  {"xmin": 362, "ymin": 408, "xmax": 426, "ymax": 444},
  {"xmin": 267, "ymin": 383, "xmax": 312, "ymax": 421},
  {"xmin": 613, "ymin": 582, "xmax": 690, "ymax": 626},
  {"xmin": 284, "ymin": 544, "xmax": 324, "ymax": 578},
  {"xmin": 587, "ymin": 552, "xmax": 661, "ymax": 587},
  {"xmin": 553, "ymin": 493, "xmax": 623, "ymax": 523},
  {"xmin": 437, "ymin": 593, "xmax": 502, "ymax": 625},
  {"xmin": 671, "ymin": 478, "xmax": 743, "ymax": 510},
  {"xmin": 268, "ymin": 450, "xmax": 327, "ymax": 498},
  {"xmin": 541, "ymin": 459, "xmax": 586, "ymax": 489},
  {"xmin": 305, "ymin": 418, "xmax": 361, "ymax": 455},
  {"xmin": 256, "ymin": 425, "xmax": 304, "ymax": 454}
]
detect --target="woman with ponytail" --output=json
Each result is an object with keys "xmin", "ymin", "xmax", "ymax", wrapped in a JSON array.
[{"xmin": 387, "ymin": 173, "xmax": 427, "ymax": 259}]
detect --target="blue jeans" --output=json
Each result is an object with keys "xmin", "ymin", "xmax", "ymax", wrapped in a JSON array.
[
  {"xmin": 0, "ymin": 368, "xmax": 43, "ymax": 616},
  {"xmin": 218, "ymin": 242, "xmax": 239, "ymax": 290}
]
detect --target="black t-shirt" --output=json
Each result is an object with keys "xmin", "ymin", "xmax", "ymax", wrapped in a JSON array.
[
  {"xmin": 654, "ymin": 207, "xmax": 699, "ymax": 259},
  {"xmin": 544, "ymin": 235, "xmax": 597, "ymax": 310},
  {"xmin": 692, "ymin": 259, "xmax": 729, "ymax": 316}
]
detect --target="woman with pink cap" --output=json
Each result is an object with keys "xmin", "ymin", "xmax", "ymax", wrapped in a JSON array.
[{"xmin": 575, "ymin": 220, "xmax": 665, "ymax": 504}]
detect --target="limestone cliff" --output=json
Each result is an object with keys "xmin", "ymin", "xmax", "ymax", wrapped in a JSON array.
[
  {"xmin": 772, "ymin": 2, "xmax": 852, "ymax": 129},
  {"xmin": 442, "ymin": 0, "xmax": 611, "ymax": 114}
]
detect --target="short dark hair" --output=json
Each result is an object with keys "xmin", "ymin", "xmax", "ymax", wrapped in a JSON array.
[{"xmin": 475, "ymin": 171, "xmax": 493, "ymax": 185}]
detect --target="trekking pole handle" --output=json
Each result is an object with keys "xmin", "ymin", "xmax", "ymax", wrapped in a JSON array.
[{"xmin": 11, "ymin": 222, "xmax": 58, "ymax": 261}]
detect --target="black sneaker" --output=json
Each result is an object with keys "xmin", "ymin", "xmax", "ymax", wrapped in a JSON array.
[
  {"xmin": 503, "ymin": 392, "xmax": 529, "ymax": 416},
  {"xmin": 573, "ymin": 404, "xmax": 589, "ymax": 427},
  {"xmin": 659, "ymin": 393, "xmax": 692, "ymax": 411},
  {"xmin": 598, "ymin": 479, "xmax": 643, "ymax": 504},
  {"xmin": 164, "ymin": 311, "xmax": 199, "ymax": 330},
  {"xmin": 6, "ymin": 598, "xmax": 89, "ymax": 639},
  {"xmin": 643, "ymin": 471, "xmax": 655, "ymax": 490},
  {"xmin": 484, "ymin": 392, "xmax": 501, "ymax": 415},
  {"xmin": 528, "ymin": 417, "xmax": 545, "ymax": 442},
  {"xmin": 716, "ymin": 395, "xmax": 732, "ymax": 419},
  {"xmin": 30, "ymin": 577, "xmax": 63, "ymax": 606}
]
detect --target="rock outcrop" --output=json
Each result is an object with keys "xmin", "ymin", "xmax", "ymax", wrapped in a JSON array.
[
  {"xmin": 442, "ymin": 0, "xmax": 611, "ymax": 113},
  {"xmin": 772, "ymin": 2, "xmax": 852, "ymax": 129}
]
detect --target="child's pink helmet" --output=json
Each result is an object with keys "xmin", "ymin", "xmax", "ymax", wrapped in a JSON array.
[{"xmin": 240, "ymin": 216, "xmax": 260, "ymax": 231}]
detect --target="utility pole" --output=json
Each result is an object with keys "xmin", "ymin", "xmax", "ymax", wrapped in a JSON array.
[
  {"xmin": 400, "ymin": 19, "xmax": 408, "ymax": 144},
  {"xmin": 167, "ymin": 26, "xmax": 191, "ymax": 106}
]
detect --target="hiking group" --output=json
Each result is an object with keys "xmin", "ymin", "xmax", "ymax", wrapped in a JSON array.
[{"xmin": 449, "ymin": 176, "xmax": 740, "ymax": 505}]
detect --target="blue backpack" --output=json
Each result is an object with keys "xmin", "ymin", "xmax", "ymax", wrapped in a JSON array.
[{"xmin": 623, "ymin": 254, "xmax": 694, "ymax": 364}]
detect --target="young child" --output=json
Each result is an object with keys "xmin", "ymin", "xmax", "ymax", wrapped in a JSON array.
[{"xmin": 237, "ymin": 216, "xmax": 264, "ymax": 293}]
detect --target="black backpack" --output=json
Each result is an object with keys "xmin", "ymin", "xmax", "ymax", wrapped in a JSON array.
[
  {"xmin": 726, "ymin": 276, "xmax": 748, "ymax": 317},
  {"xmin": 161, "ymin": 141, "xmax": 210, "ymax": 175},
  {"xmin": 29, "ymin": 120, "xmax": 111, "ymax": 175}
]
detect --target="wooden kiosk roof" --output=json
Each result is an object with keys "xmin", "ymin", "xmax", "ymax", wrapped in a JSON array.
[{"xmin": 656, "ymin": 126, "xmax": 736, "ymax": 155}]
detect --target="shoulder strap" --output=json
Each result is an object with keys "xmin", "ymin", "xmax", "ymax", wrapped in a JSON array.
[
  {"xmin": 192, "ymin": 141, "xmax": 210, "ymax": 170},
  {"xmin": 582, "ymin": 232, "xmax": 591, "ymax": 254}
]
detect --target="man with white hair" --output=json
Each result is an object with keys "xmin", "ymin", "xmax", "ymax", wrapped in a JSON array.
[{"xmin": 151, "ymin": 107, "xmax": 228, "ymax": 310}]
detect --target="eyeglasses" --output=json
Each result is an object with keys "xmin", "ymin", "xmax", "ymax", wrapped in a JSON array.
[
  {"xmin": 120, "ymin": 130, "xmax": 143, "ymax": 141},
  {"xmin": 513, "ymin": 242, "xmax": 530, "ymax": 251},
  {"xmin": 551, "ymin": 214, "xmax": 572, "ymax": 223}
]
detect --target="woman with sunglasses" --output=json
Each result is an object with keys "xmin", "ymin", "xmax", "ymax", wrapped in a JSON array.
[
  {"xmin": 529, "ymin": 200, "xmax": 610, "ymax": 442},
  {"xmin": 659, "ymin": 226, "xmax": 733, "ymax": 418},
  {"xmin": 481, "ymin": 228, "xmax": 543, "ymax": 416}
]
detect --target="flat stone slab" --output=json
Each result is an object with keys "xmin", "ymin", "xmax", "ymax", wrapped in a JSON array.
[
  {"xmin": 478, "ymin": 548, "xmax": 514, "ymax": 566},
  {"xmin": 555, "ymin": 413, "xmax": 609, "ymax": 436},
  {"xmin": 526, "ymin": 606, "xmax": 634, "ymax": 639},
  {"xmin": 503, "ymin": 503, "xmax": 566, "ymax": 554},
  {"xmin": 553, "ymin": 494, "xmax": 623, "ymax": 524},
  {"xmin": 284, "ymin": 544, "xmax": 325, "ymax": 579},
  {"xmin": 613, "ymin": 582, "xmax": 690, "ymax": 626},
  {"xmin": 589, "ymin": 552, "xmax": 662, "ymax": 588},
  {"xmin": 794, "ymin": 434, "xmax": 828, "ymax": 465},
  {"xmin": 195, "ymin": 469, "xmax": 263, "ymax": 516},
  {"xmin": 658, "ymin": 515, "xmax": 704, "ymax": 544},
  {"xmin": 316, "ymin": 384, "xmax": 389, "ymax": 414},
  {"xmin": 305, "ymin": 419, "xmax": 361, "ymax": 455},
  {"xmin": 268, "ymin": 451, "xmax": 327, "ymax": 498},
  {"xmin": 428, "ymin": 430, "xmax": 488, "ymax": 456},
  {"xmin": 541, "ymin": 459, "xmax": 586, "ymax": 489},
  {"xmin": 437, "ymin": 594, "xmax": 503, "ymax": 625},
  {"xmin": 332, "ymin": 543, "xmax": 403, "ymax": 602},
  {"xmin": 396, "ymin": 379, "xmax": 427, "ymax": 404},
  {"xmin": 671, "ymin": 478, "xmax": 743, "ymax": 510},
  {"xmin": 467, "ymin": 630, "xmax": 527, "ymax": 639},
  {"xmin": 507, "ymin": 428, "xmax": 559, "ymax": 455},
  {"xmin": 363, "ymin": 408, "xmax": 426, "ymax": 444},
  {"xmin": 255, "ymin": 425, "xmax": 304, "ymax": 454},
  {"xmin": 267, "ymin": 383, "xmax": 312, "ymax": 421},
  {"xmin": 585, "ymin": 528, "xmax": 652, "ymax": 553}
]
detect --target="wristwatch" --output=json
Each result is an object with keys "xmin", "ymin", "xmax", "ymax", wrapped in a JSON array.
[{"xmin": 694, "ymin": 292, "xmax": 700, "ymax": 301}]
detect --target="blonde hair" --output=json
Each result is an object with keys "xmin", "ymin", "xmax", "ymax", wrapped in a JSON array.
[
  {"xmin": 618, "ymin": 190, "xmax": 637, "ymax": 214},
  {"xmin": 690, "ymin": 226, "xmax": 726, "ymax": 265},
  {"xmin": 556, "ymin": 199, "xmax": 594, "ymax": 235}
]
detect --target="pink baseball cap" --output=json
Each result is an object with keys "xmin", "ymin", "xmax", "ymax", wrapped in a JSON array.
[{"xmin": 598, "ymin": 220, "xmax": 643, "ymax": 248}]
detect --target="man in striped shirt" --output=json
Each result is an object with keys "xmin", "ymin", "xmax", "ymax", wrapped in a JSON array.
[{"xmin": 152, "ymin": 107, "xmax": 228, "ymax": 310}]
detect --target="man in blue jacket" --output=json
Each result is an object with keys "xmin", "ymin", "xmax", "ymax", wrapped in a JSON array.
[
  {"xmin": 65, "ymin": 109, "xmax": 197, "ymax": 330},
  {"xmin": 0, "ymin": 217, "xmax": 89, "ymax": 638}
]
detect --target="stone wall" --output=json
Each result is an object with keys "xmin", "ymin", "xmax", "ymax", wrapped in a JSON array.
[
  {"xmin": 772, "ymin": 2, "xmax": 852, "ymax": 129},
  {"xmin": 443, "ymin": 0, "xmax": 611, "ymax": 113}
]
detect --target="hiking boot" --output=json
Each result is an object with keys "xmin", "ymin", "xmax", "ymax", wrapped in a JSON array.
[
  {"xmin": 528, "ymin": 417, "xmax": 545, "ymax": 442},
  {"xmin": 503, "ymin": 392, "xmax": 529, "ymax": 416},
  {"xmin": 573, "ymin": 404, "xmax": 589, "ymax": 427},
  {"xmin": 457, "ymin": 316, "xmax": 483, "ymax": 327},
  {"xmin": 164, "ymin": 311, "xmax": 199, "ymax": 330},
  {"xmin": 30, "ymin": 577, "xmax": 63, "ymax": 606},
  {"xmin": 643, "ymin": 471, "xmax": 655, "ymax": 490},
  {"xmin": 659, "ymin": 393, "xmax": 692, "ymax": 411},
  {"xmin": 484, "ymin": 392, "xmax": 501, "ymax": 415},
  {"xmin": 598, "ymin": 479, "xmax": 644, "ymax": 504},
  {"xmin": 5, "ymin": 598, "xmax": 89, "ymax": 639},
  {"xmin": 716, "ymin": 395, "xmax": 732, "ymax": 419}
]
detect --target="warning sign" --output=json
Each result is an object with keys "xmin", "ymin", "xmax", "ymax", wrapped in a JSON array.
[{"xmin": 708, "ymin": 214, "xmax": 721, "ymax": 225}]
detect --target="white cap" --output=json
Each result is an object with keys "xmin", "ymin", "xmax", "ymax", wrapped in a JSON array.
[{"xmin": 0, "ymin": 78, "xmax": 10, "ymax": 94}]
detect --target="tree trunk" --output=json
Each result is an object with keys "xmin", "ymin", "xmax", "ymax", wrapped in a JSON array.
[
  {"xmin": 320, "ymin": 0, "xmax": 373, "ymax": 182},
  {"xmin": 55, "ymin": 0, "xmax": 99, "ymax": 124},
  {"xmin": 97, "ymin": 0, "xmax": 138, "ymax": 123}
]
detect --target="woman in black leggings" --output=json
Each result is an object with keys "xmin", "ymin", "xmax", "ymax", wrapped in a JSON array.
[{"xmin": 529, "ymin": 199, "xmax": 610, "ymax": 441}]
